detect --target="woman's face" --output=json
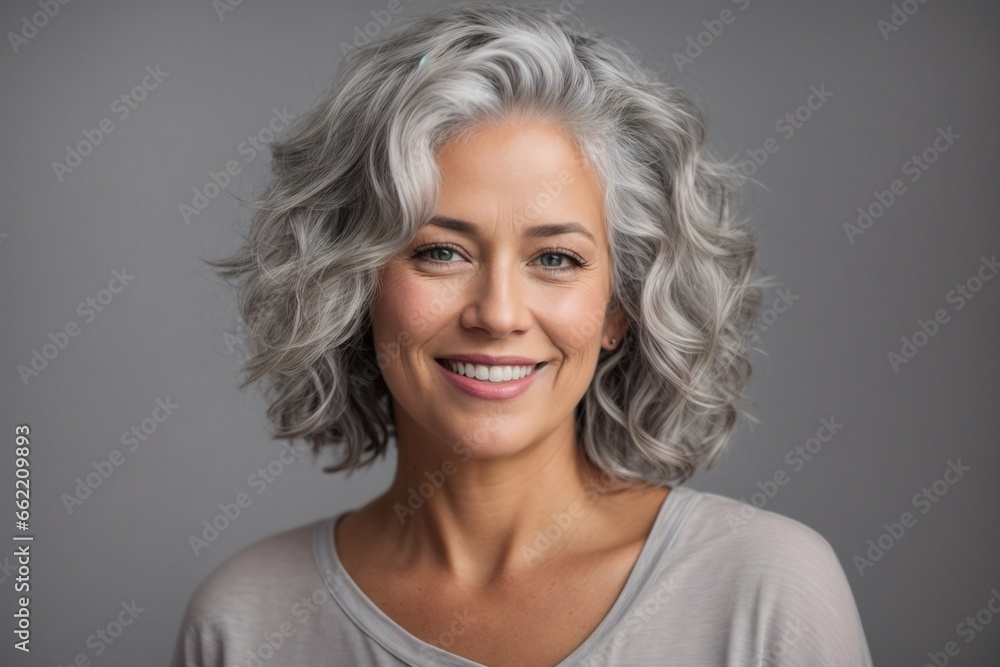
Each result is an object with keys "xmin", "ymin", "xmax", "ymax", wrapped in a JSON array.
[{"xmin": 371, "ymin": 117, "xmax": 626, "ymax": 459}]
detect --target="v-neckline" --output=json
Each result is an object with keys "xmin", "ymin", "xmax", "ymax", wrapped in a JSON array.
[{"xmin": 311, "ymin": 484, "xmax": 701, "ymax": 666}]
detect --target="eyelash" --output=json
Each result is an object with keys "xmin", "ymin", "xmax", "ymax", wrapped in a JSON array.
[{"xmin": 410, "ymin": 242, "xmax": 589, "ymax": 275}]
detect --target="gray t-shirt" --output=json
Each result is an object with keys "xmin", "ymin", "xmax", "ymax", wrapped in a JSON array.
[{"xmin": 170, "ymin": 485, "xmax": 873, "ymax": 666}]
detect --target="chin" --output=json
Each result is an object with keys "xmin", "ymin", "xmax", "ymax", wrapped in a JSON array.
[
  {"xmin": 433, "ymin": 419, "xmax": 537, "ymax": 459},
  {"xmin": 458, "ymin": 440, "xmax": 532, "ymax": 460}
]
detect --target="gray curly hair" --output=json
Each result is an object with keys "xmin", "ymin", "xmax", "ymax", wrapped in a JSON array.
[{"xmin": 207, "ymin": 2, "xmax": 773, "ymax": 485}]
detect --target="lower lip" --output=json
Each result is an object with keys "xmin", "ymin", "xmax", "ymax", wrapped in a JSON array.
[{"xmin": 436, "ymin": 360, "xmax": 544, "ymax": 399}]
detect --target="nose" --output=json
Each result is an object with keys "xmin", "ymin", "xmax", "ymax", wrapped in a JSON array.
[{"xmin": 459, "ymin": 253, "xmax": 533, "ymax": 338}]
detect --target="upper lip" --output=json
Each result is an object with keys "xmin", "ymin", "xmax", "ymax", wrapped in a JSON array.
[{"xmin": 437, "ymin": 354, "xmax": 543, "ymax": 366}]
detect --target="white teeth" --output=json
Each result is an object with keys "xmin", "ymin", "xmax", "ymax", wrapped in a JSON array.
[{"xmin": 445, "ymin": 360, "xmax": 539, "ymax": 383}]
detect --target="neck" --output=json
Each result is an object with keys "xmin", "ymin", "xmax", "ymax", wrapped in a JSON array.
[{"xmin": 369, "ymin": 409, "xmax": 630, "ymax": 588}]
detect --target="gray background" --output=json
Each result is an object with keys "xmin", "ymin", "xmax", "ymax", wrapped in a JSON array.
[{"xmin": 1, "ymin": 0, "xmax": 998, "ymax": 664}]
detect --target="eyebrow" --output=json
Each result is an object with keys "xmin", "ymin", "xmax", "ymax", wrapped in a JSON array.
[{"xmin": 425, "ymin": 215, "xmax": 597, "ymax": 246}]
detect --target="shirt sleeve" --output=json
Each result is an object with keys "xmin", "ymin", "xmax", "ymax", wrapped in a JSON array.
[
  {"xmin": 729, "ymin": 512, "xmax": 874, "ymax": 666},
  {"xmin": 170, "ymin": 617, "xmax": 227, "ymax": 667},
  {"xmin": 169, "ymin": 568, "xmax": 233, "ymax": 667}
]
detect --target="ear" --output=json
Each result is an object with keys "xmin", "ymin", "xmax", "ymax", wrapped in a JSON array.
[{"xmin": 603, "ymin": 302, "xmax": 629, "ymax": 349}]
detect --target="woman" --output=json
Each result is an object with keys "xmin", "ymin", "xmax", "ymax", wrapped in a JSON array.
[{"xmin": 172, "ymin": 5, "xmax": 873, "ymax": 666}]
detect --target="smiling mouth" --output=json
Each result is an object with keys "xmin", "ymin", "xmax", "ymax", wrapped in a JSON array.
[{"xmin": 435, "ymin": 358, "xmax": 547, "ymax": 383}]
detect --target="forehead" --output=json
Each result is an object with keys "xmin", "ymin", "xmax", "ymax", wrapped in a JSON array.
[{"xmin": 432, "ymin": 118, "xmax": 607, "ymax": 242}]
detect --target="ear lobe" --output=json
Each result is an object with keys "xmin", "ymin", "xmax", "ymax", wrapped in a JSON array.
[{"xmin": 604, "ymin": 303, "xmax": 629, "ymax": 346}]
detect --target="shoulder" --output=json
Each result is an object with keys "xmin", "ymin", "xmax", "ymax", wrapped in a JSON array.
[
  {"xmin": 671, "ymin": 489, "xmax": 856, "ymax": 607},
  {"xmin": 172, "ymin": 517, "xmax": 346, "ymax": 666},
  {"xmin": 675, "ymin": 489, "xmax": 842, "ymax": 575},
  {"xmin": 179, "ymin": 518, "xmax": 322, "ymax": 627},
  {"xmin": 653, "ymin": 489, "xmax": 873, "ymax": 665}
]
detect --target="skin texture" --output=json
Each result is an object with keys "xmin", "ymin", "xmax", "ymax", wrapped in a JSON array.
[{"xmin": 337, "ymin": 117, "xmax": 670, "ymax": 666}]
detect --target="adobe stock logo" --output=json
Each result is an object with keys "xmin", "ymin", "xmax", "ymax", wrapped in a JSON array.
[
  {"xmin": 7, "ymin": 0, "xmax": 73, "ymax": 55},
  {"xmin": 877, "ymin": 0, "xmax": 931, "ymax": 41},
  {"xmin": 886, "ymin": 253, "xmax": 997, "ymax": 373},
  {"xmin": 922, "ymin": 587, "xmax": 1000, "ymax": 666},
  {"xmin": 17, "ymin": 268, "xmax": 135, "ymax": 385},
  {"xmin": 747, "ymin": 286, "xmax": 799, "ymax": 344},
  {"xmin": 725, "ymin": 416, "xmax": 844, "ymax": 532},
  {"xmin": 212, "ymin": 0, "xmax": 245, "ymax": 21},
  {"xmin": 732, "ymin": 84, "xmax": 833, "ymax": 185},
  {"xmin": 667, "ymin": 0, "xmax": 752, "ymax": 73},
  {"xmin": 338, "ymin": 0, "xmax": 416, "ymax": 57},
  {"xmin": 61, "ymin": 397, "xmax": 179, "ymax": 514},
  {"xmin": 179, "ymin": 107, "xmax": 295, "ymax": 224},
  {"xmin": 51, "ymin": 65, "xmax": 170, "ymax": 182},
  {"xmin": 853, "ymin": 458, "xmax": 970, "ymax": 576},
  {"xmin": 843, "ymin": 126, "xmax": 960, "ymax": 244}
]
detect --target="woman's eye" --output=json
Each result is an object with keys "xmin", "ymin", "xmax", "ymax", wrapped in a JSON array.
[
  {"xmin": 410, "ymin": 244, "xmax": 586, "ymax": 274},
  {"xmin": 538, "ymin": 253, "xmax": 568, "ymax": 268},
  {"xmin": 410, "ymin": 245, "xmax": 463, "ymax": 263},
  {"xmin": 428, "ymin": 247, "xmax": 457, "ymax": 262}
]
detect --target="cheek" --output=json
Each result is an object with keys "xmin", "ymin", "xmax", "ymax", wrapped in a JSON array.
[
  {"xmin": 540, "ymin": 290, "xmax": 608, "ymax": 353},
  {"xmin": 372, "ymin": 265, "xmax": 461, "ymax": 344}
]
